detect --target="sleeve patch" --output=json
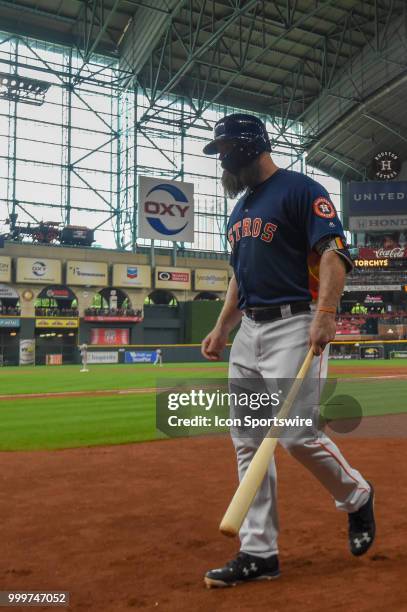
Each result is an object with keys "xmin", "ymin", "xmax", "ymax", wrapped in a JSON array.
[
  {"xmin": 312, "ymin": 197, "xmax": 336, "ymax": 219},
  {"xmin": 315, "ymin": 235, "xmax": 345, "ymax": 255}
]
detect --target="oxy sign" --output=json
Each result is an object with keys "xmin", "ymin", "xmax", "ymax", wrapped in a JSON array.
[{"xmin": 138, "ymin": 176, "xmax": 194, "ymax": 242}]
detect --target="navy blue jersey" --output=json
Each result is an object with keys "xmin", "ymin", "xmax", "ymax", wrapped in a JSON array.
[{"xmin": 227, "ymin": 169, "xmax": 352, "ymax": 308}]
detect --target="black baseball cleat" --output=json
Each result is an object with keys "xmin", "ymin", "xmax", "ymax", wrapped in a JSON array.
[
  {"xmin": 348, "ymin": 482, "xmax": 376, "ymax": 556},
  {"xmin": 204, "ymin": 552, "xmax": 280, "ymax": 588}
]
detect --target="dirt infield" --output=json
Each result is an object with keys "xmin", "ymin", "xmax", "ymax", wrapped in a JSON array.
[{"xmin": 0, "ymin": 436, "xmax": 406, "ymax": 612}]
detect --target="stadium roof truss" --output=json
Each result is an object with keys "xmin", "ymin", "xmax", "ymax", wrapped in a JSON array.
[{"xmin": 0, "ymin": 0, "xmax": 406, "ymax": 250}]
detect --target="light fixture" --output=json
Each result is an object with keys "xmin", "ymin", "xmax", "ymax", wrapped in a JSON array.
[{"xmin": 0, "ymin": 72, "xmax": 51, "ymax": 106}]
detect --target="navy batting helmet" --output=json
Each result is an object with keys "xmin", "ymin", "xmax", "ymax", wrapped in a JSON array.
[{"xmin": 203, "ymin": 113, "xmax": 271, "ymax": 174}]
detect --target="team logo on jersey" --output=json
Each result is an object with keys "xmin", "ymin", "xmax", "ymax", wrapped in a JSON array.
[
  {"xmin": 313, "ymin": 197, "xmax": 336, "ymax": 219},
  {"xmin": 228, "ymin": 217, "xmax": 278, "ymax": 248}
]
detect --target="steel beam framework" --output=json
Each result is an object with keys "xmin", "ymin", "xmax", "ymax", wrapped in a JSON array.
[
  {"xmin": 0, "ymin": 28, "xmax": 309, "ymax": 254},
  {"xmin": 2, "ymin": 0, "xmax": 378, "ymax": 250}
]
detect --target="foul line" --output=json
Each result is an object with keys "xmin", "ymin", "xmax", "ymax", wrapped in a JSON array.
[{"xmin": 0, "ymin": 387, "xmax": 157, "ymax": 401}]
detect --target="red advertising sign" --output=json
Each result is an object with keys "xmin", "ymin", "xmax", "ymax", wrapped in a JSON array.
[
  {"xmin": 90, "ymin": 328, "xmax": 129, "ymax": 345},
  {"xmin": 358, "ymin": 247, "xmax": 407, "ymax": 259},
  {"xmin": 84, "ymin": 316, "xmax": 142, "ymax": 322},
  {"xmin": 158, "ymin": 271, "xmax": 190, "ymax": 282},
  {"xmin": 46, "ymin": 288, "xmax": 70, "ymax": 298}
]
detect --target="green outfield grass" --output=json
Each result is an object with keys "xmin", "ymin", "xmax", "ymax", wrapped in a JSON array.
[
  {"xmin": 0, "ymin": 362, "xmax": 228, "ymax": 395},
  {"xmin": 0, "ymin": 360, "xmax": 406, "ymax": 451},
  {"xmin": 0, "ymin": 363, "xmax": 227, "ymax": 451}
]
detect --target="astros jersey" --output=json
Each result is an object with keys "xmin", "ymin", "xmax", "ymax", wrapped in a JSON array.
[{"xmin": 227, "ymin": 169, "xmax": 352, "ymax": 308}]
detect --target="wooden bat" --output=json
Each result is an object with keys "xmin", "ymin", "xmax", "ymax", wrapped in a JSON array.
[{"xmin": 219, "ymin": 347, "xmax": 315, "ymax": 537}]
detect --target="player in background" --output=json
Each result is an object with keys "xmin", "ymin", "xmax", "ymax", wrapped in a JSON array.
[
  {"xmin": 79, "ymin": 343, "xmax": 88, "ymax": 372},
  {"xmin": 154, "ymin": 348, "xmax": 163, "ymax": 367}
]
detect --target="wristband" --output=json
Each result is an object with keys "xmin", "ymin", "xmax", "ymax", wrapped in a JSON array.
[{"xmin": 317, "ymin": 306, "xmax": 336, "ymax": 314}]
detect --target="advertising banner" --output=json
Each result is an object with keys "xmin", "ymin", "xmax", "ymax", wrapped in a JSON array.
[
  {"xmin": 349, "ymin": 216, "xmax": 407, "ymax": 231},
  {"xmin": 16, "ymin": 258, "xmax": 61, "ymax": 284},
  {"xmin": 194, "ymin": 269, "xmax": 228, "ymax": 292},
  {"xmin": 155, "ymin": 267, "xmax": 191, "ymax": 290},
  {"xmin": 344, "ymin": 285, "xmax": 401, "ymax": 291},
  {"xmin": 138, "ymin": 176, "xmax": 194, "ymax": 242},
  {"xmin": 66, "ymin": 261, "xmax": 108, "ymax": 286},
  {"xmin": 0, "ymin": 317, "xmax": 20, "ymax": 327},
  {"xmin": 87, "ymin": 351, "xmax": 119, "ymax": 364},
  {"xmin": 112, "ymin": 264, "xmax": 151, "ymax": 288},
  {"xmin": 0, "ymin": 256, "xmax": 11, "ymax": 282},
  {"xmin": 358, "ymin": 247, "xmax": 407, "ymax": 259},
  {"xmin": 90, "ymin": 328, "xmax": 129, "ymax": 345},
  {"xmin": 0, "ymin": 284, "xmax": 19, "ymax": 299},
  {"xmin": 348, "ymin": 181, "xmax": 407, "ymax": 232},
  {"xmin": 35, "ymin": 318, "xmax": 78, "ymax": 328},
  {"xmin": 348, "ymin": 181, "xmax": 407, "ymax": 216},
  {"xmin": 364, "ymin": 295, "xmax": 383, "ymax": 303},
  {"xmin": 125, "ymin": 351, "xmax": 155, "ymax": 363},
  {"xmin": 354, "ymin": 259, "xmax": 389, "ymax": 268},
  {"xmin": 40, "ymin": 286, "xmax": 76, "ymax": 300},
  {"xmin": 46, "ymin": 354, "xmax": 63, "ymax": 365},
  {"xmin": 84, "ymin": 315, "xmax": 142, "ymax": 322},
  {"xmin": 19, "ymin": 339, "xmax": 35, "ymax": 365}
]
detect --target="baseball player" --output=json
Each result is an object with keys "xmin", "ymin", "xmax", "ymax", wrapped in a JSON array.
[
  {"xmin": 154, "ymin": 348, "xmax": 163, "ymax": 367},
  {"xmin": 201, "ymin": 114, "xmax": 375, "ymax": 588},
  {"xmin": 79, "ymin": 343, "xmax": 88, "ymax": 372}
]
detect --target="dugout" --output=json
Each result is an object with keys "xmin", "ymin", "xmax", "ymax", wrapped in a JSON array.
[
  {"xmin": 0, "ymin": 286, "xmax": 21, "ymax": 365},
  {"xmin": 35, "ymin": 327, "xmax": 77, "ymax": 365},
  {"xmin": 0, "ymin": 325, "xmax": 20, "ymax": 365},
  {"xmin": 33, "ymin": 285, "xmax": 79, "ymax": 364}
]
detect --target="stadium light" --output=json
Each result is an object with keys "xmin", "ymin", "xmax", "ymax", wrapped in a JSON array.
[{"xmin": 0, "ymin": 72, "xmax": 51, "ymax": 106}]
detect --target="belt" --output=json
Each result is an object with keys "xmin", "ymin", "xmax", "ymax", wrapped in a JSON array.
[{"xmin": 244, "ymin": 302, "xmax": 311, "ymax": 322}]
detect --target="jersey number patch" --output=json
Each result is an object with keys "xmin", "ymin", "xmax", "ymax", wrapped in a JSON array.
[{"xmin": 313, "ymin": 197, "xmax": 336, "ymax": 219}]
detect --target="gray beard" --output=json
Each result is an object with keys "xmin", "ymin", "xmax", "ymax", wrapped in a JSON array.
[
  {"xmin": 221, "ymin": 169, "xmax": 246, "ymax": 199},
  {"xmin": 221, "ymin": 159, "xmax": 262, "ymax": 198}
]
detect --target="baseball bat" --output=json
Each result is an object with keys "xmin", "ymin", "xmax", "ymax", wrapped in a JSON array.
[{"xmin": 219, "ymin": 347, "xmax": 315, "ymax": 537}]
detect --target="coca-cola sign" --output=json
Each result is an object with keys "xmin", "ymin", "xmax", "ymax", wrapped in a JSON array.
[
  {"xmin": 359, "ymin": 247, "xmax": 407, "ymax": 259},
  {"xmin": 374, "ymin": 247, "xmax": 404, "ymax": 258}
]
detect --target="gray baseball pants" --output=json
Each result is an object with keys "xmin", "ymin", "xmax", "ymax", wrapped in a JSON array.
[{"xmin": 229, "ymin": 312, "xmax": 370, "ymax": 557}]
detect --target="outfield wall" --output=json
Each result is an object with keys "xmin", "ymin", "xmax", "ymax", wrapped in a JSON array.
[
  {"xmin": 77, "ymin": 340, "xmax": 407, "ymax": 366},
  {"xmin": 84, "ymin": 345, "xmax": 232, "ymax": 365}
]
